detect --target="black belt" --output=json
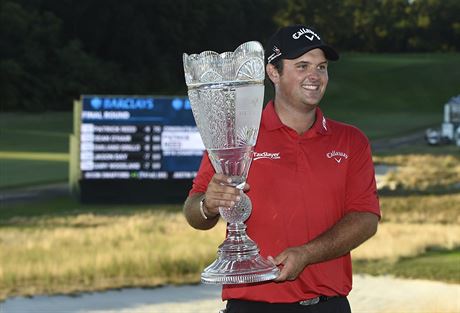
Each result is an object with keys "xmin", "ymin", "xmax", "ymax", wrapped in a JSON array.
[
  {"xmin": 299, "ymin": 295, "xmax": 338, "ymax": 306},
  {"xmin": 226, "ymin": 295, "xmax": 341, "ymax": 311}
]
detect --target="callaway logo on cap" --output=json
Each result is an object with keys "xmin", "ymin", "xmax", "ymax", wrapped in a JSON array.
[{"xmin": 265, "ymin": 25, "xmax": 339, "ymax": 64}]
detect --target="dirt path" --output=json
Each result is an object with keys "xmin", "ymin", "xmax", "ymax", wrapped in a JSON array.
[
  {"xmin": 2, "ymin": 274, "xmax": 459, "ymax": 313},
  {"xmin": 370, "ymin": 131, "xmax": 425, "ymax": 152},
  {"xmin": 0, "ymin": 182, "xmax": 69, "ymax": 205}
]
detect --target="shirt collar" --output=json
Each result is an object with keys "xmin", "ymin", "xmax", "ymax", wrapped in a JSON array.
[
  {"xmin": 311, "ymin": 106, "xmax": 331, "ymax": 136},
  {"xmin": 262, "ymin": 100, "xmax": 331, "ymax": 136},
  {"xmin": 262, "ymin": 100, "xmax": 284, "ymax": 131}
]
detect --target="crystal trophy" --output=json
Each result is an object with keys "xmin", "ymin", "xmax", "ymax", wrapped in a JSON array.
[{"xmin": 183, "ymin": 41, "xmax": 280, "ymax": 284}]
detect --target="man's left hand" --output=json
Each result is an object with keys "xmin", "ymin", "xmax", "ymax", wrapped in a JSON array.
[{"xmin": 269, "ymin": 246, "xmax": 309, "ymax": 282}]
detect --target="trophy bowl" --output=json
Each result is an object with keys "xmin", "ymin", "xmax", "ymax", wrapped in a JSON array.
[{"xmin": 183, "ymin": 41, "xmax": 280, "ymax": 284}]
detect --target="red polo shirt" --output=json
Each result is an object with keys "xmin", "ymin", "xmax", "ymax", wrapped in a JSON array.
[{"xmin": 189, "ymin": 100, "xmax": 380, "ymax": 303}]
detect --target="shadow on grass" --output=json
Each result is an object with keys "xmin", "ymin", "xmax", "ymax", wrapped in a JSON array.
[
  {"xmin": 0, "ymin": 195, "xmax": 183, "ymax": 222},
  {"xmin": 378, "ymin": 186, "xmax": 460, "ymax": 197},
  {"xmin": 353, "ymin": 246, "xmax": 460, "ymax": 284}
]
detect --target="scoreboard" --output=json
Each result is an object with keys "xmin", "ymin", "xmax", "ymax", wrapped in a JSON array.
[{"xmin": 71, "ymin": 95, "xmax": 205, "ymax": 203}]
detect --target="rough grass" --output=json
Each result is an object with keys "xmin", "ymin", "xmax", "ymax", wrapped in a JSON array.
[
  {"xmin": 379, "ymin": 193, "xmax": 460, "ymax": 224},
  {"xmin": 1, "ymin": 148, "xmax": 459, "ymax": 301},
  {"xmin": 2, "ymin": 78, "xmax": 460, "ymax": 300},
  {"xmin": 1, "ymin": 147, "xmax": 460, "ymax": 300},
  {"xmin": 352, "ymin": 222, "xmax": 460, "ymax": 261},
  {"xmin": 374, "ymin": 154, "xmax": 460, "ymax": 192},
  {"xmin": 0, "ymin": 204, "xmax": 226, "ymax": 300},
  {"xmin": 1, "ymin": 191, "xmax": 459, "ymax": 301}
]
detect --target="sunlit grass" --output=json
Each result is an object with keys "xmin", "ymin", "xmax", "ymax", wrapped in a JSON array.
[
  {"xmin": 1, "ymin": 192, "xmax": 459, "ymax": 300},
  {"xmin": 380, "ymin": 193, "xmax": 460, "ymax": 224},
  {"xmin": 0, "ymin": 209, "xmax": 226, "ymax": 300},
  {"xmin": 0, "ymin": 151, "xmax": 69, "ymax": 161},
  {"xmin": 374, "ymin": 154, "xmax": 460, "ymax": 191},
  {"xmin": 352, "ymin": 222, "xmax": 460, "ymax": 261},
  {"xmin": 1, "ymin": 151, "xmax": 459, "ymax": 300},
  {"xmin": 0, "ymin": 151, "xmax": 69, "ymax": 187}
]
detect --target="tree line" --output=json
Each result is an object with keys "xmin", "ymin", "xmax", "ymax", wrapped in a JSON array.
[{"xmin": 1, "ymin": 0, "xmax": 459, "ymax": 112}]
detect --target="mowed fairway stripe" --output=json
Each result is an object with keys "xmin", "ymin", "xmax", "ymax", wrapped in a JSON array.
[{"xmin": 0, "ymin": 151, "xmax": 69, "ymax": 161}]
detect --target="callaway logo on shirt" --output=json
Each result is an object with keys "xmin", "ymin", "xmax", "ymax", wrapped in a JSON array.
[{"xmin": 326, "ymin": 150, "xmax": 349, "ymax": 163}]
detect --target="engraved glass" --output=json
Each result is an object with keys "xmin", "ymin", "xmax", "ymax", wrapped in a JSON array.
[{"xmin": 183, "ymin": 41, "xmax": 280, "ymax": 284}]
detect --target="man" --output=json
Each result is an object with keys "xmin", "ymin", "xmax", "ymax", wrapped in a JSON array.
[{"xmin": 183, "ymin": 25, "xmax": 380, "ymax": 313}]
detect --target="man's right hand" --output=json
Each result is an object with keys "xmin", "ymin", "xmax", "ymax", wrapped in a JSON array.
[{"xmin": 203, "ymin": 174, "xmax": 250, "ymax": 217}]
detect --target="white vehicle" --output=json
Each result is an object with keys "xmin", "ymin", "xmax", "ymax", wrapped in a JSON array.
[{"xmin": 425, "ymin": 95, "xmax": 460, "ymax": 146}]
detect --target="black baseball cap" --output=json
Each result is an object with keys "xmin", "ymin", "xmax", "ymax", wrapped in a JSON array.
[{"xmin": 265, "ymin": 25, "xmax": 339, "ymax": 64}]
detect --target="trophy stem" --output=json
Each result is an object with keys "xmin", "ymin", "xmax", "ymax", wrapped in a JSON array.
[{"xmin": 201, "ymin": 222, "xmax": 280, "ymax": 285}]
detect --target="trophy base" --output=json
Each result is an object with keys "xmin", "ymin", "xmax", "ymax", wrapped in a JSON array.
[
  {"xmin": 201, "ymin": 222, "xmax": 280, "ymax": 285},
  {"xmin": 201, "ymin": 254, "xmax": 280, "ymax": 284}
]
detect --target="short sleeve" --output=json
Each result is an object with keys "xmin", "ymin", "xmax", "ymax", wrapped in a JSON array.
[{"xmin": 345, "ymin": 133, "xmax": 381, "ymax": 218}]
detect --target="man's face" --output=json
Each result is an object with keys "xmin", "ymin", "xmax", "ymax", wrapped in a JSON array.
[{"xmin": 275, "ymin": 48, "xmax": 329, "ymax": 110}]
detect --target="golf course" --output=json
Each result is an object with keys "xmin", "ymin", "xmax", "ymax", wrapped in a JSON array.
[{"xmin": 1, "ymin": 52, "xmax": 459, "ymax": 303}]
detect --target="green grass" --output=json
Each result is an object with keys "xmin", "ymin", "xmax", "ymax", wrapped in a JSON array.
[
  {"xmin": 353, "ymin": 248, "xmax": 460, "ymax": 283},
  {"xmin": 0, "ymin": 196, "xmax": 182, "ymax": 220},
  {"xmin": 265, "ymin": 53, "xmax": 460, "ymax": 139},
  {"xmin": 262, "ymin": 53, "xmax": 458, "ymax": 137},
  {"xmin": 329, "ymin": 111, "xmax": 436, "ymax": 139},
  {"xmin": 322, "ymin": 53, "xmax": 460, "ymax": 137},
  {"xmin": 0, "ymin": 112, "xmax": 72, "ymax": 153},
  {"xmin": 0, "ymin": 159, "xmax": 69, "ymax": 188},
  {"xmin": 1, "ymin": 53, "xmax": 459, "ymax": 188},
  {"xmin": 325, "ymin": 53, "xmax": 460, "ymax": 113},
  {"xmin": 0, "ymin": 112, "xmax": 72, "ymax": 188},
  {"xmin": 0, "ymin": 54, "xmax": 459, "ymax": 297},
  {"xmin": 374, "ymin": 142, "xmax": 460, "ymax": 156}
]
